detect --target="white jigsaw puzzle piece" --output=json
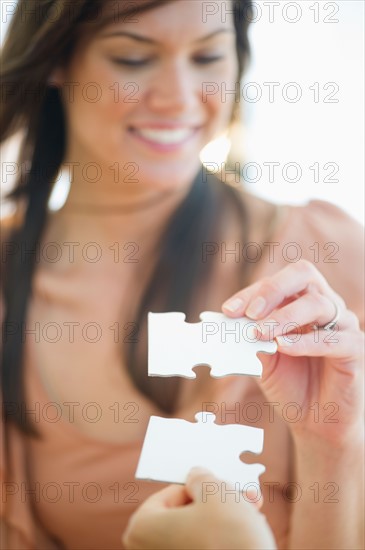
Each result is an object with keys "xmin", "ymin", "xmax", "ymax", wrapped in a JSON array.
[
  {"xmin": 136, "ymin": 412, "xmax": 265, "ymax": 490},
  {"xmin": 148, "ymin": 311, "xmax": 277, "ymax": 378}
]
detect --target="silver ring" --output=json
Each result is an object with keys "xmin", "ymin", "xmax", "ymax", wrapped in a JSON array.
[{"xmin": 322, "ymin": 300, "xmax": 340, "ymax": 331}]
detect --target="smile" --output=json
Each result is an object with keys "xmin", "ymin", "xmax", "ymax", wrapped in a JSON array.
[
  {"xmin": 128, "ymin": 125, "xmax": 201, "ymax": 151},
  {"xmin": 134, "ymin": 127, "xmax": 196, "ymax": 144}
]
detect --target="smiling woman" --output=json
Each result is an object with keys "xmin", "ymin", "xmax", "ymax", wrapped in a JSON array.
[
  {"xmin": 0, "ymin": 1, "xmax": 364, "ymax": 550},
  {"xmin": 49, "ymin": 5, "xmax": 239, "ymax": 195}
]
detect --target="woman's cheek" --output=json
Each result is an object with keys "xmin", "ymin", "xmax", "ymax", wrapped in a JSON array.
[{"xmin": 201, "ymin": 63, "xmax": 239, "ymax": 116}]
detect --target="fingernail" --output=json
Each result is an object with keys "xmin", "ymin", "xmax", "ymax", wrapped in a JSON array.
[
  {"xmin": 188, "ymin": 467, "xmax": 212, "ymax": 477},
  {"xmin": 246, "ymin": 296, "xmax": 266, "ymax": 319},
  {"xmin": 276, "ymin": 336, "xmax": 294, "ymax": 347},
  {"xmin": 223, "ymin": 297, "xmax": 244, "ymax": 313}
]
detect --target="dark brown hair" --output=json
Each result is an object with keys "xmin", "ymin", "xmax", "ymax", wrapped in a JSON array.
[{"xmin": 1, "ymin": 0, "xmax": 253, "ymax": 433}]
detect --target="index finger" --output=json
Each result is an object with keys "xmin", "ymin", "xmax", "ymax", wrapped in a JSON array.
[{"xmin": 222, "ymin": 260, "xmax": 331, "ymax": 319}]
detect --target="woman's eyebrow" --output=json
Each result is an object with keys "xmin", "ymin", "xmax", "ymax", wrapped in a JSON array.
[{"xmin": 99, "ymin": 28, "xmax": 234, "ymax": 44}]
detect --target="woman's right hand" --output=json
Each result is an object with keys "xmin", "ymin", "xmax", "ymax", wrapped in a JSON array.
[{"xmin": 122, "ymin": 468, "xmax": 277, "ymax": 550}]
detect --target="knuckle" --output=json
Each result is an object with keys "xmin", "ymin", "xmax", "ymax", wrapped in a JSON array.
[
  {"xmin": 321, "ymin": 294, "xmax": 336, "ymax": 316},
  {"xmin": 353, "ymin": 330, "xmax": 365, "ymax": 355},
  {"xmin": 333, "ymin": 292, "xmax": 347, "ymax": 310},
  {"xmin": 260, "ymin": 278, "xmax": 285, "ymax": 300},
  {"xmin": 295, "ymin": 258, "xmax": 317, "ymax": 277},
  {"xmin": 345, "ymin": 310, "xmax": 361, "ymax": 330},
  {"xmin": 278, "ymin": 308, "xmax": 299, "ymax": 329},
  {"xmin": 307, "ymin": 290, "xmax": 325, "ymax": 310},
  {"xmin": 258, "ymin": 276, "xmax": 271, "ymax": 289}
]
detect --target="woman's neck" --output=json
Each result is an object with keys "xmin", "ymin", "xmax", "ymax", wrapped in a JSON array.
[{"xmin": 43, "ymin": 172, "xmax": 198, "ymax": 276}]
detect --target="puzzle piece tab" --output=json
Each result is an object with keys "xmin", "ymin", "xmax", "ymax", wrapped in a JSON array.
[
  {"xmin": 136, "ymin": 412, "xmax": 265, "ymax": 490},
  {"xmin": 148, "ymin": 311, "xmax": 277, "ymax": 378}
]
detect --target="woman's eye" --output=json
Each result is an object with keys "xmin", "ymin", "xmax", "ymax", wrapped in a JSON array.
[
  {"xmin": 111, "ymin": 58, "xmax": 150, "ymax": 67},
  {"xmin": 194, "ymin": 55, "xmax": 224, "ymax": 64},
  {"xmin": 111, "ymin": 55, "xmax": 223, "ymax": 67}
]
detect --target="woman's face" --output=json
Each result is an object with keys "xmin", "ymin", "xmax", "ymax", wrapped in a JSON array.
[{"xmin": 57, "ymin": 0, "xmax": 239, "ymax": 190}]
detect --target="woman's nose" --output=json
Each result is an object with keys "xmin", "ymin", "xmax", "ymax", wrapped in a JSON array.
[{"xmin": 146, "ymin": 59, "xmax": 199, "ymax": 114}]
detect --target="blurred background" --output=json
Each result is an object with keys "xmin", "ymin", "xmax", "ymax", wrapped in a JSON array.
[{"xmin": 1, "ymin": 0, "xmax": 364, "ymax": 224}]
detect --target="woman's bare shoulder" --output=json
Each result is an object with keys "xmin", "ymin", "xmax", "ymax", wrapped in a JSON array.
[
  {"xmin": 240, "ymin": 192, "xmax": 363, "ymax": 245},
  {"xmin": 276, "ymin": 198, "xmax": 364, "ymax": 253},
  {"xmin": 249, "ymin": 196, "xmax": 364, "ymax": 326}
]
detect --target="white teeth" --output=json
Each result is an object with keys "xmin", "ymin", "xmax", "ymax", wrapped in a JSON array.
[{"xmin": 134, "ymin": 128, "xmax": 194, "ymax": 144}]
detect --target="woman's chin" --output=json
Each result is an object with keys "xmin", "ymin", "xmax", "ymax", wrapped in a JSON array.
[{"xmin": 133, "ymin": 161, "xmax": 203, "ymax": 191}]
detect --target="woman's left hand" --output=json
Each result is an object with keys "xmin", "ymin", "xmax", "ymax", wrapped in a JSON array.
[
  {"xmin": 222, "ymin": 259, "xmax": 364, "ymax": 446},
  {"xmin": 122, "ymin": 468, "xmax": 276, "ymax": 550}
]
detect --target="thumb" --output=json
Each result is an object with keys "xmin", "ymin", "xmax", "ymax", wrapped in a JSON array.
[
  {"xmin": 186, "ymin": 468, "xmax": 264, "ymax": 510},
  {"xmin": 185, "ymin": 467, "xmax": 225, "ymax": 503}
]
